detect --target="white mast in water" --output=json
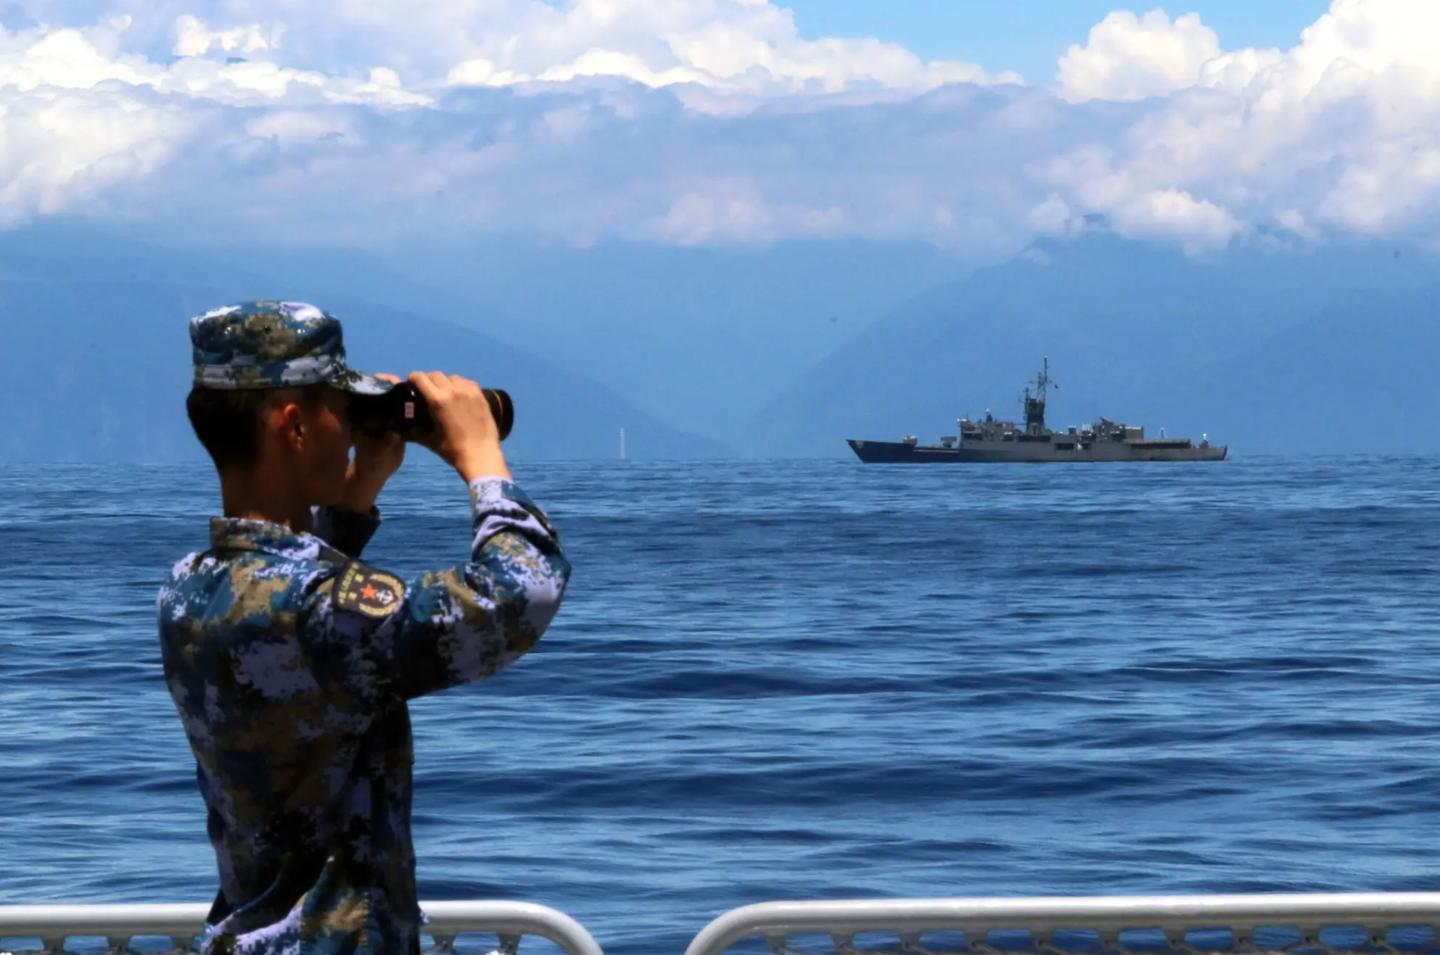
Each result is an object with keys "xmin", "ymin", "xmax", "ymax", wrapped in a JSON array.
[{"xmin": 620, "ymin": 427, "xmax": 626, "ymax": 461}]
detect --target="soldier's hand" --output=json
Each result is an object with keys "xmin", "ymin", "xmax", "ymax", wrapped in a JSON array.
[
  {"xmin": 343, "ymin": 374, "xmax": 407, "ymax": 511},
  {"xmin": 409, "ymin": 371, "xmax": 511, "ymax": 482}
]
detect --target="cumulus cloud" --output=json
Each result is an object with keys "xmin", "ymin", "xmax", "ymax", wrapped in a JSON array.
[
  {"xmin": 645, "ymin": 182, "xmax": 847, "ymax": 246},
  {"xmin": 1045, "ymin": 0, "xmax": 1440, "ymax": 243},
  {"xmin": 1057, "ymin": 10, "xmax": 1220, "ymax": 103},
  {"xmin": 173, "ymin": 14, "xmax": 274, "ymax": 57},
  {"xmin": 0, "ymin": 0, "xmax": 1028, "ymax": 248},
  {"xmin": 0, "ymin": 0, "xmax": 1438, "ymax": 261},
  {"xmin": 0, "ymin": 82, "xmax": 191, "ymax": 226},
  {"xmin": 1116, "ymin": 189, "xmax": 1245, "ymax": 253},
  {"xmin": 36, "ymin": 0, "xmax": 1019, "ymax": 99},
  {"xmin": 0, "ymin": 19, "xmax": 165, "ymax": 91}
]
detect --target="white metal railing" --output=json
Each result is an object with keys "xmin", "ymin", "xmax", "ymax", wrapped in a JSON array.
[
  {"xmin": 11, "ymin": 894, "xmax": 1440, "ymax": 955},
  {"xmin": 683, "ymin": 895, "xmax": 1440, "ymax": 955},
  {"xmin": 0, "ymin": 900, "xmax": 603, "ymax": 955}
]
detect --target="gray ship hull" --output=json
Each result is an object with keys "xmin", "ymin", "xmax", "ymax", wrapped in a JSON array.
[{"xmin": 847, "ymin": 439, "xmax": 1227, "ymax": 463}]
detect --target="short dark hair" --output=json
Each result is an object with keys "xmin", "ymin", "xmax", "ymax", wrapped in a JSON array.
[{"xmin": 185, "ymin": 385, "xmax": 326, "ymax": 471}]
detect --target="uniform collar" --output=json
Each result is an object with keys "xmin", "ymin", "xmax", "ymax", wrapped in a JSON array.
[{"xmin": 209, "ymin": 516, "xmax": 333, "ymax": 562}]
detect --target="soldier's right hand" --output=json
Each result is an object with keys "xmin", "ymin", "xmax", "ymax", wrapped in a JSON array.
[{"xmin": 408, "ymin": 371, "xmax": 512, "ymax": 482}]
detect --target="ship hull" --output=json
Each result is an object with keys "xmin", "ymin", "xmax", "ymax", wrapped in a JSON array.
[{"xmin": 846, "ymin": 439, "xmax": 1228, "ymax": 463}]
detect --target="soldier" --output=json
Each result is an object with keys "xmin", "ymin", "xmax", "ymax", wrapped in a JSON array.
[{"xmin": 157, "ymin": 301, "xmax": 572, "ymax": 955}]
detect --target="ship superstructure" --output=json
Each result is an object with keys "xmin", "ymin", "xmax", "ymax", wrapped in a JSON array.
[{"xmin": 847, "ymin": 359, "xmax": 1226, "ymax": 463}]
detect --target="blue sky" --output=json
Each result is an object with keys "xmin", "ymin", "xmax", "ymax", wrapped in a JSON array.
[{"xmin": 781, "ymin": 0, "xmax": 1334, "ymax": 85}]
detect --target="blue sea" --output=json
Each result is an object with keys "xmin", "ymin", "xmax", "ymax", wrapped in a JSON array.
[{"xmin": 3, "ymin": 458, "xmax": 1440, "ymax": 955}]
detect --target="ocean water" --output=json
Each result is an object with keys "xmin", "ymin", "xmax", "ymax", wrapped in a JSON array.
[{"xmin": 2, "ymin": 458, "xmax": 1440, "ymax": 955}]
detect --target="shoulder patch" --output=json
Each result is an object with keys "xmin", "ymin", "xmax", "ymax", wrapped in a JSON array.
[{"xmin": 334, "ymin": 561, "xmax": 407, "ymax": 618}]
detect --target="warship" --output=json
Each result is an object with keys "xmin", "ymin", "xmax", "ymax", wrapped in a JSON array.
[{"xmin": 846, "ymin": 359, "xmax": 1226, "ymax": 463}]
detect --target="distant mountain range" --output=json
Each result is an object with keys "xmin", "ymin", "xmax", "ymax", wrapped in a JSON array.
[
  {"xmin": 0, "ymin": 225, "xmax": 728, "ymax": 462},
  {"xmin": 3, "ymin": 220, "xmax": 1439, "ymax": 462},
  {"xmin": 751, "ymin": 233, "xmax": 1438, "ymax": 457},
  {"xmin": 200, "ymin": 232, "xmax": 969, "ymax": 449}
]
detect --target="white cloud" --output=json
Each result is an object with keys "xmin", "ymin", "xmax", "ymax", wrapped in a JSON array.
[
  {"xmin": 0, "ymin": 21, "xmax": 166, "ymax": 91},
  {"xmin": 1112, "ymin": 189, "xmax": 1244, "ymax": 253},
  {"xmin": 243, "ymin": 109, "xmax": 354, "ymax": 147},
  {"xmin": 644, "ymin": 182, "xmax": 847, "ymax": 245},
  {"xmin": 1058, "ymin": 10, "xmax": 1221, "ymax": 103},
  {"xmin": 0, "ymin": 0, "xmax": 1028, "ymax": 249},
  {"xmin": 70, "ymin": 0, "xmax": 1021, "ymax": 99},
  {"xmin": 1026, "ymin": 194, "xmax": 1078, "ymax": 237},
  {"xmin": 0, "ymin": 83, "xmax": 191, "ymax": 225},
  {"xmin": 173, "ymin": 14, "xmax": 275, "ymax": 57},
  {"xmin": 649, "ymin": 189, "xmax": 776, "ymax": 246},
  {"xmin": 0, "ymin": 0, "xmax": 1439, "ymax": 262},
  {"xmin": 436, "ymin": 10, "xmax": 1023, "ymax": 100},
  {"xmin": 534, "ymin": 49, "xmax": 713, "ymax": 90},
  {"xmin": 1042, "ymin": 0, "xmax": 1440, "ymax": 249},
  {"xmin": 445, "ymin": 58, "xmax": 530, "ymax": 88}
]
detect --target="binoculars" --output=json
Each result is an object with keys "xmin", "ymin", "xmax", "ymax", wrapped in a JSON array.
[{"xmin": 349, "ymin": 383, "xmax": 513, "ymax": 442}]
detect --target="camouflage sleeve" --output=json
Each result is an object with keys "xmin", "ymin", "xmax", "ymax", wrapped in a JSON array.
[
  {"xmin": 376, "ymin": 477, "xmax": 571, "ymax": 700},
  {"xmin": 310, "ymin": 505, "xmax": 382, "ymax": 558}
]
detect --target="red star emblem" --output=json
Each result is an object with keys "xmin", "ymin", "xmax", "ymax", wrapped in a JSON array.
[{"xmin": 361, "ymin": 584, "xmax": 378, "ymax": 600}]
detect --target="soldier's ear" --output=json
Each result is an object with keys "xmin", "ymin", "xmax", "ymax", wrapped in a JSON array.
[{"xmin": 274, "ymin": 400, "xmax": 307, "ymax": 452}]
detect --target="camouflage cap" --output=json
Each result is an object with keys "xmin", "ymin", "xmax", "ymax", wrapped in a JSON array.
[{"xmin": 189, "ymin": 300, "xmax": 393, "ymax": 394}]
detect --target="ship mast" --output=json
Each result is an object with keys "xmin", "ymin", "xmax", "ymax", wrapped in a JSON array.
[
  {"xmin": 1022, "ymin": 357, "xmax": 1053, "ymax": 435},
  {"xmin": 1035, "ymin": 357, "xmax": 1051, "ymax": 403}
]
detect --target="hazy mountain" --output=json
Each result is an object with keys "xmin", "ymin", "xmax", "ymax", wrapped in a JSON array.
[
  {"xmin": 8, "ymin": 221, "xmax": 1439, "ymax": 463},
  {"xmin": 373, "ymin": 234, "xmax": 969, "ymax": 446},
  {"xmin": 0, "ymin": 226, "xmax": 728, "ymax": 462},
  {"xmin": 1145, "ymin": 285, "xmax": 1440, "ymax": 454},
  {"xmin": 52, "ymin": 220, "xmax": 969, "ymax": 449},
  {"xmin": 752, "ymin": 233, "xmax": 1436, "ymax": 457}
]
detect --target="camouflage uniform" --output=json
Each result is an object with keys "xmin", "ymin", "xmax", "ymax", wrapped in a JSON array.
[{"xmin": 158, "ymin": 302, "xmax": 571, "ymax": 955}]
